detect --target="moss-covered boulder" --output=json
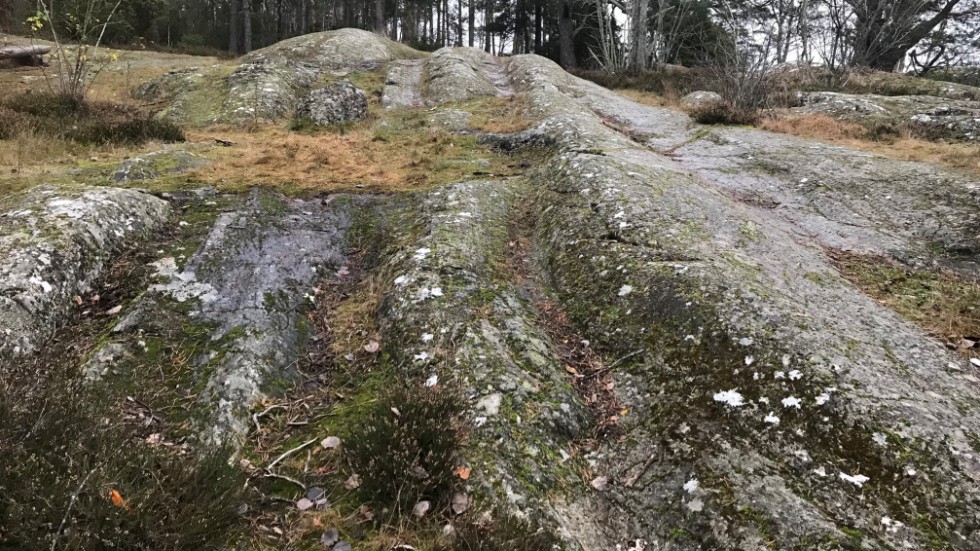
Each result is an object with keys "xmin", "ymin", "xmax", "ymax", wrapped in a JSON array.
[{"xmin": 136, "ymin": 28, "xmax": 425, "ymax": 126}]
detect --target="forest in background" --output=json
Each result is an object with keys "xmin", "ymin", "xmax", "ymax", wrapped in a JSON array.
[{"xmin": 2, "ymin": 1, "xmax": 980, "ymax": 75}]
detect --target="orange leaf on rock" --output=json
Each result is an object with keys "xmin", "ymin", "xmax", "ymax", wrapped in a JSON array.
[
  {"xmin": 109, "ymin": 489, "xmax": 126, "ymax": 508},
  {"xmin": 454, "ymin": 466, "xmax": 471, "ymax": 480}
]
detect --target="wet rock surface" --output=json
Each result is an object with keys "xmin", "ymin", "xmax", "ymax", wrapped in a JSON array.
[{"xmin": 296, "ymin": 80, "xmax": 367, "ymax": 126}]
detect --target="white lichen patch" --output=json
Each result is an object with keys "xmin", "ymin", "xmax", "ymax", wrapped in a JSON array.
[
  {"xmin": 477, "ymin": 393, "xmax": 502, "ymax": 416},
  {"xmin": 683, "ymin": 479, "xmax": 699, "ymax": 493},
  {"xmin": 713, "ymin": 389, "xmax": 745, "ymax": 408},
  {"xmin": 764, "ymin": 412, "xmax": 780, "ymax": 425},
  {"xmin": 148, "ymin": 257, "xmax": 218, "ymax": 303},
  {"xmin": 781, "ymin": 396, "xmax": 802, "ymax": 409},
  {"xmin": 618, "ymin": 284, "xmax": 634, "ymax": 297},
  {"xmin": 839, "ymin": 472, "xmax": 869, "ymax": 487}
]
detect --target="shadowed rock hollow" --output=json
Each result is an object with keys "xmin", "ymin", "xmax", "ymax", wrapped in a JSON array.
[{"xmin": 5, "ymin": 29, "xmax": 980, "ymax": 550}]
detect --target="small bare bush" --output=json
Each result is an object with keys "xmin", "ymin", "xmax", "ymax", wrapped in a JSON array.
[{"xmin": 686, "ymin": 101, "xmax": 761, "ymax": 125}]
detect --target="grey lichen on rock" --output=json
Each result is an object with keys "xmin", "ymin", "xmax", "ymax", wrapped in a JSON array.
[
  {"xmin": 0, "ymin": 185, "xmax": 170, "ymax": 368},
  {"xmin": 680, "ymin": 90, "xmax": 723, "ymax": 108},
  {"xmin": 423, "ymin": 48, "xmax": 506, "ymax": 105},
  {"xmin": 112, "ymin": 149, "xmax": 209, "ymax": 183},
  {"xmin": 382, "ymin": 59, "xmax": 425, "ymax": 109},
  {"xmin": 370, "ymin": 180, "xmax": 596, "ymax": 537},
  {"xmin": 86, "ymin": 189, "xmax": 363, "ymax": 445},
  {"xmin": 296, "ymin": 79, "xmax": 368, "ymax": 126}
]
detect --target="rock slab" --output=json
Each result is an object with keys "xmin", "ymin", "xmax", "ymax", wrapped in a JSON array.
[{"xmin": 296, "ymin": 80, "xmax": 367, "ymax": 126}]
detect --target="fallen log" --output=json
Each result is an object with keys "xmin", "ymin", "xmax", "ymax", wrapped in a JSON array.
[{"xmin": 0, "ymin": 45, "xmax": 52, "ymax": 67}]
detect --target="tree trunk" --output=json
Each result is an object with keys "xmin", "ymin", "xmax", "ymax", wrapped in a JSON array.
[
  {"xmin": 375, "ymin": 0, "xmax": 384, "ymax": 33},
  {"xmin": 558, "ymin": 1, "xmax": 576, "ymax": 68},
  {"xmin": 628, "ymin": 0, "xmax": 647, "ymax": 70},
  {"xmin": 514, "ymin": 0, "xmax": 525, "ymax": 54},
  {"xmin": 534, "ymin": 3, "xmax": 542, "ymax": 53},
  {"xmin": 468, "ymin": 0, "xmax": 475, "ymax": 47},
  {"xmin": 484, "ymin": 1, "xmax": 492, "ymax": 52},
  {"xmin": 229, "ymin": 0, "xmax": 240, "ymax": 54},
  {"xmin": 242, "ymin": 0, "xmax": 252, "ymax": 53},
  {"xmin": 849, "ymin": 0, "xmax": 964, "ymax": 72}
]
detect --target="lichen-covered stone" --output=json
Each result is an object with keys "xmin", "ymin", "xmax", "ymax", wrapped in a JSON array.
[
  {"xmin": 137, "ymin": 29, "xmax": 424, "ymax": 126},
  {"xmin": 86, "ymin": 190, "xmax": 362, "ymax": 445},
  {"xmin": 371, "ymin": 181, "xmax": 594, "ymax": 540},
  {"xmin": 382, "ymin": 59, "xmax": 424, "ymax": 109},
  {"xmin": 0, "ymin": 186, "xmax": 170, "ymax": 367},
  {"xmin": 423, "ymin": 47, "xmax": 509, "ymax": 105},
  {"xmin": 503, "ymin": 53, "xmax": 980, "ymax": 549},
  {"xmin": 296, "ymin": 80, "xmax": 367, "ymax": 126},
  {"xmin": 680, "ymin": 90, "xmax": 723, "ymax": 107}
]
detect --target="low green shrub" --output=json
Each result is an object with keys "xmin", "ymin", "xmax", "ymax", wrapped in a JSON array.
[
  {"xmin": 0, "ymin": 381, "xmax": 246, "ymax": 550},
  {"xmin": 345, "ymin": 381, "xmax": 467, "ymax": 513},
  {"xmin": 0, "ymin": 92, "xmax": 185, "ymax": 146}
]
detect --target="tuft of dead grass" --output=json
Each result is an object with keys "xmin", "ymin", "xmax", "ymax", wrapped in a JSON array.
[
  {"xmin": 461, "ymin": 95, "xmax": 533, "ymax": 134},
  {"xmin": 614, "ymin": 88, "xmax": 677, "ymax": 109},
  {"xmin": 758, "ymin": 113, "xmax": 867, "ymax": 141},
  {"xmin": 829, "ymin": 250, "xmax": 980, "ymax": 358}
]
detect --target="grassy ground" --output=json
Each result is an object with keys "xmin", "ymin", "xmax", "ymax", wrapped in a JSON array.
[
  {"xmin": 829, "ymin": 251, "xmax": 980, "ymax": 360},
  {"xmin": 0, "ymin": 52, "xmax": 534, "ymax": 198}
]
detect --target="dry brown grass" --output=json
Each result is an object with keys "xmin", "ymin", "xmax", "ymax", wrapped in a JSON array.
[
  {"xmin": 464, "ymin": 95, "xmax": 534, "ymax": 134},
  {"xmin": 0, "ymin": 48, "xmax": 217, "ymax": 103},
  {"xmin": 186, "ymin": 116, "xmax": 522, "ymax": 194},
  {"xmin": 758, "ymin": 113, "xmax": 868, "ymax": 141},
  {"xmin": 615, "ymin": 90, "xmax": 980, "ymax": 176},
  {"xmin": 614, "ymin": 88, "xmax": 679, "ymax": 109},
  {"xmin": 829, "ymin": 250, "xmax": 980, "ymax": 359},
  {"xmin": 760, "ymin": 113, "xmax": 980, "ymax": 175}
]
